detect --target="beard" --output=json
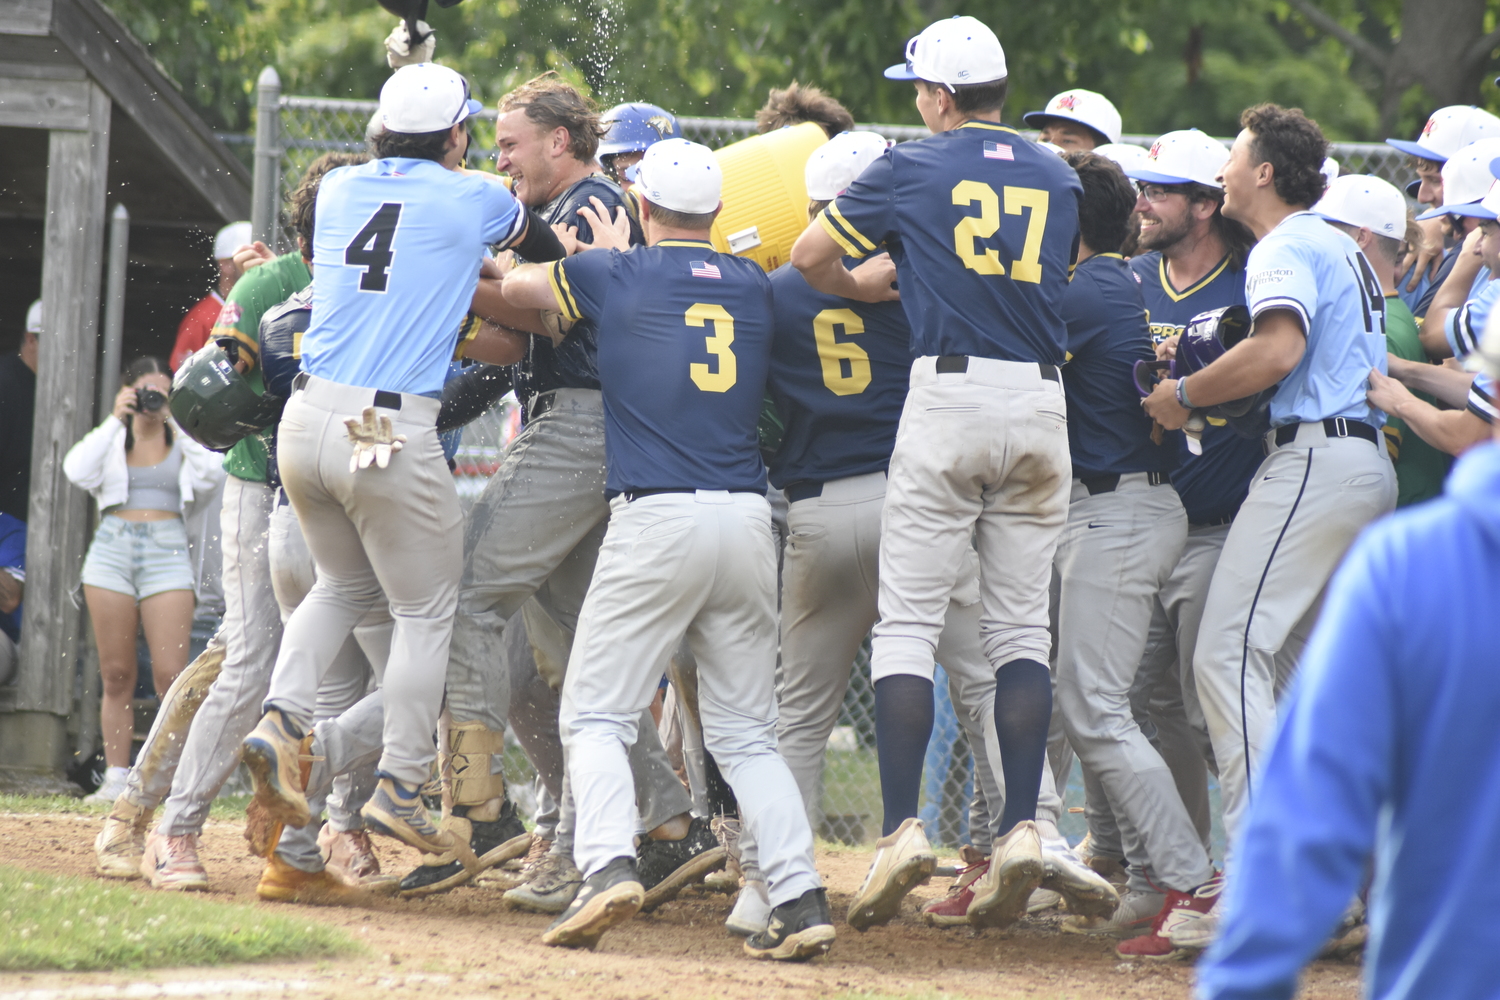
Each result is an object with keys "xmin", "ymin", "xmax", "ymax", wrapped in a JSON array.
[{"xmin": 1136, "ymin": 210, "xmax": 1195, "ymax": 254}]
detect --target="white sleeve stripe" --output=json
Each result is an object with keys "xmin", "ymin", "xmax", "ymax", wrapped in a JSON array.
[
  {"xmin": 1251, "ymin": 297, "xmax": 1310, "ymax": 335},
  {"xmin": 494, "ymin": 203, "xmax": 527, "ymax": 250},
  {"xmin": 1453, "ymin": 303, "xmax": 1482, "ymax": 358},
  {"xmin": 1468, "ymin": 383, "xmax": 1498, "ymax": 424}
]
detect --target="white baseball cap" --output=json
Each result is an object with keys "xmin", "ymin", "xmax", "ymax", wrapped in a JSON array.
[
  {"xmin": 1023, "ymin": 89, "xmax": 1122, "ymax": 145},
  {"xmin": 633, "ymin": 138, "xmax": 722, "ymax": 214},
  {"xmin": 213, "ymin": 221, "xmax": 252, "ymax": 260},
  {"xmin": 1123, "ymin": 129, "xmax": 1229, "ymax": 188},
  {"xmin": 1313, "ymin": 175, "xmax": 1407, "ymax": 239},
  {"xmin": 25, "ymin": 299, "xmax": 41, "ymax": 335},
  {"xmin": 1092, "ymin": 142, "xmax": 1151, "ymax": 172},
  {"xmin": 1416, "ymin": 138, "xmax": 1500, "ymax": 219},
  {"xmin": 805, "ymin": 131, "xmax": 890, "ymax": 201},
  {"xmin": 1387, "ymin": 105, "xmax": 1500, "ymax": 162},
  {"xmin": 378, "ymin": 63, "xmax": 482, "ymax": 135},
  {"xmin": 883, "ymin": 16, "xmax": 1007, "ymax": 89}
]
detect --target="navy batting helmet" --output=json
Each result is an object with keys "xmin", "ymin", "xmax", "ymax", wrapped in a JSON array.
[
  {"xmin": 598, "ymin": 103, "xmax": 682, "ymax": 158},
  {"xmin": 1177, "ymin": 305, "xmax": 1276, "ymax": 437},
  {"xmin": 169, "ymin": 342, "xmax": 284, "ymax": 452}
]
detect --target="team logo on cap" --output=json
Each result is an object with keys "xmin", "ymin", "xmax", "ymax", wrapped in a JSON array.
[
  {"xmin": 647, "ymin": 116, "xmax": 674, "ymax": 138},
  {"xmin": 1055, "ymin": 94, "xmax": 1078, "ymax": 111},
  {"xmin": 1422, "ymin": 116, "xmax": 1438, "ymax": 138},
  {"xmin": 1149, "ymin": 140, "xmax": 1163, "ymax": 160}
]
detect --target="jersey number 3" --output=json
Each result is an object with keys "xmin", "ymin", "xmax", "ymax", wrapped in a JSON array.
[
  {"xmin": 345, "ymin": 202, "xmax": 403, "ymax": 292},
  {"xmin": 687, "ymin": 303, "xmax": 737, "ymax": 392},
  {"xmin": 951, "ymin": 182, "xmax": 1049, "ymax": 283}
]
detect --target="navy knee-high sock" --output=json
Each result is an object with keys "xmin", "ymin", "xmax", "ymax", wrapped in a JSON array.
[
  {"xmin": 873, "ymin": 674, "xmax": 934, "ymax": 836},
  {"xmin": 993, "ymin": 658, "xmax": 1052, "ymax": 835}
]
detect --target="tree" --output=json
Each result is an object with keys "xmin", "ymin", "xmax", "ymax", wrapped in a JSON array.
[{"xmin": 1285, "ymin": 0, "xmax": 1500, "ymax": 138}]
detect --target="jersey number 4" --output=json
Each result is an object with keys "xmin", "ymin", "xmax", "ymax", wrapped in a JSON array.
[
  {"xmin": 345, "ymin": 202, "xmax": 403, "ymax": 292},
  {"xmin": 951, "ymin": 182, "xmax": 1049, "ymax": 283}
]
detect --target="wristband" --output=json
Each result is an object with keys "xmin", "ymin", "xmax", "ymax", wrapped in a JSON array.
[{"xmin": 1175, "ymin": 376, "xmax": 1194, "ymax": 410}]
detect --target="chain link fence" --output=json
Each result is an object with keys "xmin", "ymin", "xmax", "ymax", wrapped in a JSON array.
[{"xmin": 227, "ymin": 92, "xmax": 1420, "ymax": 847}]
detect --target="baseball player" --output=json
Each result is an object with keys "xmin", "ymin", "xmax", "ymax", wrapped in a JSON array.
[
  {"xmin": 1070, "ymin": 130, "xmax": 1260, "ymax": 940},
  {"xmin": 94, "ymin": 153, "xmax": 362, "ymax": 891},
  {"xmin": 597, "ymin": 102, "xmax": 682, "ymax": 188},
  {"xmin": 1044, "ymin": 150, "xmax": 1215, "ymax": 962},
  {"xmin": 410, "ymin": 73, "xmax": 703, "ymax": 905},
  {"xmin": 1415, "ymin": 138, "xmax": 1500, "ymax": 359},
  {"xmin": 1313, "ymin": 174, "xmax": 1453, "ymax": 505},
  {"xmin": 240, "ymin": 63, "xmax": 556, "ymax": 864},
  {"xmin": 755, "ymin": 82, "xmax": 856, "ymax": 138},
  {"xmin": 500, "ymin": 138, "xmax": 833, "ymax": 960},
  {"xmin": 792, "ymin": 15, "xmax": 1082, "ymax": 930},
  {"xmin": 169, "ymin": 221, "xmax": 252, "ymax": 371},
  {"xmin": 1142, "ymin": 103, "xmax": 1398, "ymax": 951},
  {"xmin": 1023, "ymin": 88, "xmax": 1122, "ymax": 152},
  {"xmin": 1196, "ymin": 325, "xmax": 1500, "ymax": 1000}
]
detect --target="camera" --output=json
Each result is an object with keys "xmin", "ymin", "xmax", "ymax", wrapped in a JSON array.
[{"xmin": 135, "ymin": 387, "xmax": 168, "ymax": 413}]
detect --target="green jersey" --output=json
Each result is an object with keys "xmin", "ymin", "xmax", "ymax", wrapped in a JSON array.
[
  {"xmin": 211, "ymin": 253, "xmax": 312, "ymax": 483},
  {"xmin": 1383, "ymin": 295, "xmax": 1451, "ymax": 507}
]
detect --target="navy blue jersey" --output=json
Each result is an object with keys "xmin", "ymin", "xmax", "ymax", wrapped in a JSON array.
[
  {"xmin": 1131, "ymin": 251, "xmax": 1263, "ymax": 524},
  {"xmin": 1061, "ymin": 254, "xmax": 1174, "ymax": 478},
  {"xmin": 509, "ymin": 174, "xmax": 645, "ymax": 406},
  {"xmin": 820, "ymin": 122, "xmax": 1082, "ymax": 365},
  {"xmin": 765, "ymin": 261, "xmax": 913, "ymax": 488},
  {"xmin": 551, "ymin": 239, "xmax": 772, "ymax": 494}
]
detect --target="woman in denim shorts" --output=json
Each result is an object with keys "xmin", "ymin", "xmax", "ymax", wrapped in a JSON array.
[{"xmin": 64, "ymin": 357, "xmax": 221, "ymax": 803}]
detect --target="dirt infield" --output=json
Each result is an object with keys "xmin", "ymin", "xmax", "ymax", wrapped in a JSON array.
[{"xmin": 0, "ymin": 813, "xmax": 1361, "ymax": 1000}]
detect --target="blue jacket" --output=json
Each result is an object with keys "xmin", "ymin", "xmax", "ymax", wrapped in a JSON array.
[{"xmin": 1197, "ymin": 440, "xmax": 1500, "ymax": 1000}]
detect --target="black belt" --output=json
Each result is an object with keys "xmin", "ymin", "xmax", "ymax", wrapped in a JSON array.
[
  {"xmin": 528, "ymin": 390, "xmax": 558, "ymax": 420},
  {"xmin": 1190, "ymin": 513, "xmax": 1235, "ymax": 528},
  {"xmin": 293, "ymin": 371, "xmax": 402, "ymax": 410},
  {"xmin": 1080, "ymin": 470, "xmax": 1171, "ymax": 496},
  {"xmin": 619, "ymin": 487, "xmax": 761, "ymax": 503},
  {"xmin": 276, "ymin": 487, "xmax": 290, "ymax": 507},
  {"xmin": 935, "ymin": 355, "xmax": 1060, "ymax": 382},
  {"xmin": 784, "ymin": 480, "xmax": 824, "ymax": 504},
  {"xmin": 1273, "ymin": 418, "xmax": 1379, "ymax": 449}
]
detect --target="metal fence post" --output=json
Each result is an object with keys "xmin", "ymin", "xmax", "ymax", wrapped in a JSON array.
[
  {"xmin": 251, "ymin": 66, "xmax": 282, "ymax": 249},
  {"xmin": 98, "ymin": 203, "xmax": 128, "ymax": 422}
]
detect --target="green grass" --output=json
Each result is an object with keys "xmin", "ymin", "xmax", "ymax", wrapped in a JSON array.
[
  {"xmin": 0, "ymin": 793, "xmax": 252, "ymax": 820},
  {"xmin": 0, "ymin": 865, "xmax": 359, "ymax": 971}
]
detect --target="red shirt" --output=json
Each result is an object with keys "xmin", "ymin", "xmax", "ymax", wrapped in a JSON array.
[{"xmin": 169, "ymin": 292, "xmax": 225, "ymax": 371}]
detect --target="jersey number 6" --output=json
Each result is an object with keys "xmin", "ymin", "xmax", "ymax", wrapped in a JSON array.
[
  {"xmin": 951, "ymin": 182, "xmax": 1049, "ymax": 283},
  {"xmin": 813, "ymin": 308, "xmax": 872, "ymax": 396},
  {"xmin": 345, "ymin": 202, "xmax": 404, "ymax": 292},
  {"xmin": 687, "ymin": 303, "xmax": 737, "ymax": 392}
]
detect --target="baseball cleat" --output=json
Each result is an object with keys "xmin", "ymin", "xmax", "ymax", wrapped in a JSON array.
[
  {"xmin": 921, "ymin": 857, "xmax": 989, "ymax": 927},
  {"xmin": 725, "ymin": 873, "xmax": 771, "ymax": 937},
  {"xmin": 1061, "ymin": 886, "xmax": 1165, "ymax": 937},
  {"xmin": 702, "ymin": 815, "xmax": 743, "ymax": 894},
  {"xmin": 256, "ymin": 853, "xmax": 372, "ymax": 905},
  {"xmin": 504, "ymin": 850, "xmax": 582, "ymax": 913},
  {"xmin": 241, "ymin": 709, "xmax": 312, "ymax": 828},
  {"xmin": 361, "ymin": 775, "xmax": 465, "ymax": 858},
  {"xmin": 846, "ymin": 817, "xmax": 937, "ymax": 931},
  {"xmin": 965, "ymin": 820, "xmax": 1045, "ymax": 929},
  {"xmin": 1041, "ymin": 847, "xmax": 1120, "ymax": 918},
  {"xmin": 637, "ymin": 814, "xmax": 725, "ymax": 911},
  {"xmin": 1074, "ymin": 832, "xmax": 1128, "ymax": 888},
  {"xmin": 140, "ymin": 831, "xmax": 209, "ymax": 891},
  {"xmin": 318, "ymin": 824, "xmax": 398, "ymax": 889},
  {"xmin": 744, "ymin": 887, "xmax": 836, "ymax": 962},
  {"xmin": 95, "ymin": 797, "xmax": 154, "ymax": 879},
  {"xmin": 1117, "ymin": 875, "xmax": 1222, "ymax": 960},
  {"xmin": 83, "ymin": 767, "xmax": 129, "ymax": 805},
  {"xmin": 398, "ymin": 799, "xmax": 531, "ymax": 898},
  {"xmin": 541, "ymin": 856, "xmax": 644, "ymax": 949}
]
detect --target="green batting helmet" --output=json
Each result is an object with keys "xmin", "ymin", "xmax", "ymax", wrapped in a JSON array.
[{"xmin": 169, "ymin": 342, "xmax": 284, "ymax": 452}]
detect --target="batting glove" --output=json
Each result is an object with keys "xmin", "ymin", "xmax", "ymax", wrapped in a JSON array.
[
  {"xmin": 345, "ymin": 406, "xmax": 407, "ymax": 471},
  {"xmin": 385, "ymin": 20, "xmax": 435, "ymax": 69}
]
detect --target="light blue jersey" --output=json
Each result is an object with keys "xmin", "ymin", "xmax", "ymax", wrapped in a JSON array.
[
  {"xmin": 302, "ymin": 158, "xmax": 525, "ymax": 395},
  {"xmin": 1245, "ymin": 212, "xmax": 1387, "ymax": 428},
  {"xmin": 1445, "ymin": 275, "xmax": 1499, "ymax": 359}
]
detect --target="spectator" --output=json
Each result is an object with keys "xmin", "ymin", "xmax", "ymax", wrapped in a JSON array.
[
  {"xmin": 0, "ymin": 513, "xmax": 21, "ymax": 687},
  {"xmin": 63, "ymin": 357, "xmax": 221, "ymax": 803},
  {"xmin": 169, "ymin": 221, "xmax": 252, "ymax": 371},
  {"xmin": 0, "ymin": 299, "xmax": 39, "ymax": 525}
]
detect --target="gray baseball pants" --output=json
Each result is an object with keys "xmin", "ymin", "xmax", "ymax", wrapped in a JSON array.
[
  {"xmin": 1054, "ymin": 476, "xmax": 1214, "ymax": 892},
  {"xmin": 1196, "ymin": 423, "xmax": 1396, "ymax": 853},
  {"xmin": 562, "ymin": 491, "xmax": 820, "ymax": 908},
  {"xmin": 266, "ymin": 374, "xmax": 460, "ymax": 787}
]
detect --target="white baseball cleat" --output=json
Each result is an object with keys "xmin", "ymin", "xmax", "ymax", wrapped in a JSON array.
[{"xmin": 845, "ymin": 817, "xmax": 937, "ymax": 931}]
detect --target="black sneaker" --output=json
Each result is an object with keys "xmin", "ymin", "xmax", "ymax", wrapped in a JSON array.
[
  {"xmin": 637, "ymin": 815, "xmax": 725, "ymax": 911},
  {"xmin": 398, "ymin": 798, "xmax": 532, "ymax": 897},
  {"xmin": 744, "ymin": 887, "xmax": 836, "ymax": 961},
  {"xmin": 540, "ymin": 856, "xmax": 644, "ymax": 949}
]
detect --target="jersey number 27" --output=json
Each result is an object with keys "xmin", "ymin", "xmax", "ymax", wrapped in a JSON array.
[
  {"xmin": 951, "ymin": 182, "xmax": 1049, "ymax": 283},
  {"xmin": 345, "ymin": 202, "xmax": 403, "ymax": 292}
]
